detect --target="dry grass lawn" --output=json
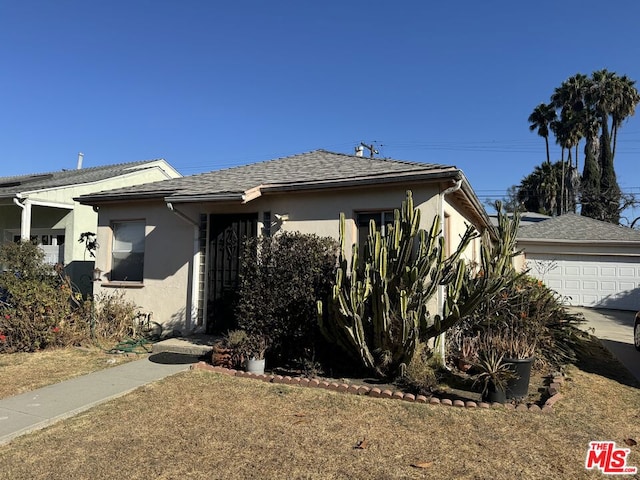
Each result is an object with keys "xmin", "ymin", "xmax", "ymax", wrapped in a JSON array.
[
  {"xmin": 0, "ymin": 346, "xmax": 139, "ymax": 399},
  {"xmin": 0, "ymin": 336, "xmax": 639, "ymax": 479}
]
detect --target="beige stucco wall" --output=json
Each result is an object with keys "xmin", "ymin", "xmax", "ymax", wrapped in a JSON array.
[
  {"xmin": 89, "ymin": 181, "xmax": 488, "ymax": 333},
  {"xmin": 443, "ymin": 198, "xmax": 482, "ymax": 264},
  {"xmin": 93, "ymin": 200, "xmax": 197, "ymax": 334}
]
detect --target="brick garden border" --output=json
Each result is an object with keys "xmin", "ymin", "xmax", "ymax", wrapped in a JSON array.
[{"xmin": 190, "ymin": 361, "xmax": 563, "ymax": 413}]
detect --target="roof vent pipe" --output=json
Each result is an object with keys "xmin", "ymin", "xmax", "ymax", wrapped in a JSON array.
[
  {"xmin": 77, "ymin": 152, "xmax": 84, "ymax": 170},
  {"xmin": 355, "ymin": 145, "xmax": 364, "ymax": 157}
]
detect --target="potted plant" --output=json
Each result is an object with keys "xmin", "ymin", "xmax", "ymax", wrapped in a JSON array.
[
  {"xmin": 244, "ymin": 333, "xmax": 268, "ymax": 374},
  {"xmin": 472, "ymin": 348, "xmax": 517, "ymax": 404},
  {"xmin": 457, "ymin": 334, "xmax": 479, "ymax": 373},
  {"xmin": 500, "ymin": 330, "xmax": 536, "ymax": 400},
  {"xmin": 212, "ymin": 330, "xmax": 248, "ymax": 369}
]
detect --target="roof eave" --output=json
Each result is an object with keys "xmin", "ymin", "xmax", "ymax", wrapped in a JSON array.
[
  {"xmin": 75, "ymin": 191, "xmax": 177, "ymax": 205},
  {"xmin": 164, "ymin": 193, "xmax": 246, "ymax": 203},
  {"xmin": 517, "ymin": 238, "xmax": 640, "ymax": 245},
  {"xmin": 259, "ymin": 169, "xmax": 460, "ymax": 193}
]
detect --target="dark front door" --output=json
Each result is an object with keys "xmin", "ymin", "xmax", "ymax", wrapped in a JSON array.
[{"xmin": 207, "ymin": 213, "xmax": 257, "ymax": 333}]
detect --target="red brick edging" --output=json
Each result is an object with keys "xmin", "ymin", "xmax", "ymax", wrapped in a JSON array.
[{"xmin": 190, "ymin": 362, "xmax": 563, "ymax": 413}]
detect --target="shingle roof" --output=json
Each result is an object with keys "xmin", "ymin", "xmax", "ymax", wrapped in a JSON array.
[
  {"xmin": 517, "ymin": 213, "xmax": 640, "ymax": 242},
  {"xmin": 490, "ymin": 211, "xmax": 550, "ymax": 227},
  {"xmin": 0, "ymin": 160, "xmax": 166, "ymax": 198},
  {"xmin": 78, "ymin": 149, "xmax": 458, "ymax": 202}
]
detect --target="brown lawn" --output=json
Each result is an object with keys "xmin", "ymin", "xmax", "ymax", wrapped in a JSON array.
[
  {"xmin": 0, "ymin": 346, "xmax": 139, "ymax": 400},
  {"xmin": 0, "ymin": 335, "xmax": 639, "ymax": 479}
]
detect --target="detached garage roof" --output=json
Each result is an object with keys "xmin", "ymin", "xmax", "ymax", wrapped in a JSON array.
[{"xmin": 518, "ymin": 213, "xmax": 640, "ymax": 243}]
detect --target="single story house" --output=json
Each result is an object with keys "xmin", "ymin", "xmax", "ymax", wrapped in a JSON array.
[
  {"xmin": 77, "ymin": 149, "xmax": 495, "ymax": 335},
  {"xmin": 0, "ymin": 158, "xmax": 181, "ymax": 291},
  {"xmin": 517, "ymin": 213, "xmax": 640, "ymax": 310}
]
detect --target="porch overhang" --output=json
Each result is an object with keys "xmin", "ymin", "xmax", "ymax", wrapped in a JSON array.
[{"xmin": 12, "ymin": 195, "xmax": 75, "ymax": 241}]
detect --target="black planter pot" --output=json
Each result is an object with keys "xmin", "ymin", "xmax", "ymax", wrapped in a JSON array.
[
  {"xmin": 505, "ymin": 356, "xmax": 534, "ymax": 400},
  {"xmin": 482, "ymin": 381, "xmax": 507, "ymax": 404}
]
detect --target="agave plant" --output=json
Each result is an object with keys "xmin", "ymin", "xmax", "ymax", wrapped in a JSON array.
[{"xmin": 473, "ymin": 348, "xmax": 517, "ymax": 398}]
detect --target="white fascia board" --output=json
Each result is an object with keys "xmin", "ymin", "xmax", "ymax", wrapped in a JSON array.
[{"xmin": 21, "ymin": 197, "xmax": 75, "ymax": 209}]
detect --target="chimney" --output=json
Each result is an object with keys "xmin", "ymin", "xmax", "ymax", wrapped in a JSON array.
[
  {"xmin": 77, "ymin": 152, "xmax": 84, "ymax": 170},
  {"xmin": 355, "ymin": 145, "xmax": 364, "ymax": 157}
]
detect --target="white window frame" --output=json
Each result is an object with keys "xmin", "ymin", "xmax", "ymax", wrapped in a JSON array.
[{"xmin": 110, "ymin": 220, "xmax": 145, "ymax": 283}]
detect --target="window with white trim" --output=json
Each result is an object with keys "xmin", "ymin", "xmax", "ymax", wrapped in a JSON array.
[{"xmin": 111, "ymin": 221, "xmax": 145, "ymax": 282}]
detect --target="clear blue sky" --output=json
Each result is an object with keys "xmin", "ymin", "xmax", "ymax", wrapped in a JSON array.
[{"xmin": 2, "ymin": 1, "xmax": 640, "ymax": 220}]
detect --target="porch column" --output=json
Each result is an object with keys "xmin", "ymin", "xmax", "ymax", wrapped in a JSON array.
[{"xmin": 12, "ymin": 198, "xmax": 32, "ymax": 241}]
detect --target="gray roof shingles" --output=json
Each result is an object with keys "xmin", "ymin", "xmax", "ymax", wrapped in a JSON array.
[
  {"xmin": 0, "ymin": 160, "xmax": 164, "ymax": 198},
  {"xmin": 79, "ymin": 149, "xmax": 456, "ymax": 202},
  {"xmin": 517, "ymin": 213, "xmax": 640, "ymax": 242}
]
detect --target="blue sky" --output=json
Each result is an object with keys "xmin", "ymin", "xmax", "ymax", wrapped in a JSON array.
[{"xmin": 2, "ymin": 1, "xmax": 640, "ymax": 221}]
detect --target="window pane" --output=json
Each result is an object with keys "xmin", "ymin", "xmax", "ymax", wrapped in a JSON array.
[
  {"xmin": 113, "ymin": 222, "xmax": 145, "ymax": 252},
  {"xmin": 112, "ymin": 221, "xmax": 145, "ymax": 282},
  {"xmin": 112, "ymin": 252, "xmax": 144, "ymax": 282},
  {"xmin": 356, "ymin": 210, "xmax": 394, "ymax": 254}
]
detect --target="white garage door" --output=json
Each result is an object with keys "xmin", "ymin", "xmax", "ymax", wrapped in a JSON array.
[{"xmin": 525, "ymin": 254, "xmax": 640, "ymax": 310}]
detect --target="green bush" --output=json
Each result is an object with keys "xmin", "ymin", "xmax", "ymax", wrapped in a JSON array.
[
  {"xmin": 0, "ymin": 241, "xmax": 87, "ymax": 352},
  {"xmin": 0, "ymin": 241, "xmax": 143, "ymax": 352},
  {"xmin": 235, "ymin": 232, "xmax": 338, "ymax": 368}
]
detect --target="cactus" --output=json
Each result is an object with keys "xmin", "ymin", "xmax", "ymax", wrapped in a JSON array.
[
  {"xmin": 423, "ymin": 201, "xmax": 522, "ymax": 340},
  {"xmin": 318, "ymin": 190, "xmax": 477, "ymax": 378},
  {"xmin": 318, "ymin": 193, "xmax": 520, "ymax": 379}
]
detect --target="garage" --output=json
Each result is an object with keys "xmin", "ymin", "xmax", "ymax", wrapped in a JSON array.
[
  {"xmin": 525, "ymin": 253, "xmax": 640, "ymax": 310},
  {"xmin": 517, "ymin": 213, "xmax": 640, "ymax": 311}
]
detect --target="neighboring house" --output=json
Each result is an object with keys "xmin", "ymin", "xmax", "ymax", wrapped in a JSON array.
[
  {"xmin": 0, "ymin": 159, "xmax": 181, "ymax": 292},
  {"xmin": 77, "ymin": 149, "xmax": 494, "ymax": 335},
  {"xmin": 517, "ymin": 213, "xmax": 640, "ymax": 310}
]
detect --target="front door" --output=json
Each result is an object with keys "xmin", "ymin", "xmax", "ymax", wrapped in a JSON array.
[{"xmin": 207, "ymin": 213, "xmax": 258, "ymax": 333}]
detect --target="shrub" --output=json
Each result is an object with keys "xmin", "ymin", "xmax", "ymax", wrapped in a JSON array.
[
  {"xmin": 448, "ymin": 275, "xmax": 586, "ymax": 370},
  {"xmin": 92, "ymin": 290, "xmax": 144, "ymax": 340},
  {"xmin": 235, "ymin": 232, "xmax": 338, "ymax": 368},
  {"xmin": 0, "ymin": 241, "xmax": 144, "ymax": 352},
  {"xmin": 398, "ymin": 341, "xmax": 438, "ymax": 394},
  {"xmin": 0, "ymin": 241, "xmax": 88, "ymax": 352}
]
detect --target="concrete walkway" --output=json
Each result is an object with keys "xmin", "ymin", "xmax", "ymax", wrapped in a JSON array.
[
  {"xmin": 570, "ymin": 307, "xmax": 640, "ymax": 383},
  {"xmin": 0, "ymin": 353, "xmax": 196, "ymax": 446}
]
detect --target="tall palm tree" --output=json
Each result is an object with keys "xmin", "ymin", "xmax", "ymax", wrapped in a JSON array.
[
  {"xmin": 528, "ymin": 103, "xmax": 556, "ymax": 164},
  {"xmin": 551, "ymin": 73, "xmax": 589, "ymax": 170},
  {"xmin": 610, "ymin": 74, "xmax": 640, "ymax": 160}
]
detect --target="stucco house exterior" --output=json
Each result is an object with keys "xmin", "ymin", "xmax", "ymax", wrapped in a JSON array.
[
  {"xmin": 77, "ymin": 150, "xmax": 495, "ymax": 335},
  {"xmin": 517, "ymin": 213, "xmax": 640, "ymax": 310},
  {"xmin": 0, "ymin": 159, "xmax": 181, "ymax": 291}
]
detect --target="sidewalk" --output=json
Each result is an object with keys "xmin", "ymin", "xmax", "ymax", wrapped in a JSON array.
[{"xmin": 0, "ymin": 353, "xmax": 196, "ymax": 446}]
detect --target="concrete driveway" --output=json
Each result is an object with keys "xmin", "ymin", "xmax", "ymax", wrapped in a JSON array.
[{"xmin": 569, "ymin": 307, "xmax": 640, "ymax": 383}]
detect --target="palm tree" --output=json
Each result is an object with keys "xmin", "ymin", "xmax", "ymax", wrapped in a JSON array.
[
  {"xmin": 610, "ymin": 74, "xmax": 640, "ymax": 160},
  {"xmin": 528, "ymin": 103, "xmax": 556, "ymax": 164},
  {"xmin": 517, "ymin": 161, "xmax": 561, "ymax": 215},
  {"xmin": 550, "ymin": 73, "xmax": 589, "ymax": 170}
]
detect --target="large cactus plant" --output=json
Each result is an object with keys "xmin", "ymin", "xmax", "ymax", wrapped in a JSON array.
[
  {"xmin": 425, "ymin": 201, "xmax": 521, "ymax": 340},
  {"xmin": 318, "ymin": 193, "xmax": 519, "ymax": 379},
  {"xmin": 317, "ymin": 191, "xmax": 478, "ymax": 378}
]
